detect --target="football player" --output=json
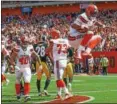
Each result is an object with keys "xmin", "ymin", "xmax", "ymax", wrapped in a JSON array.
[
  {"xmin": 34, "ymin": 35, "xmax": 51, "ymax": 96},
  {"xmin": 10, "ymin": 36, "xmax": 42, "ymax": 102},
  {"xmin": 48, "ymin": 29, "xmax": 72, "ymax": 100},
  {"xmin": 68, "ymin": 4, "xmax": 105, "ymax": 59}
]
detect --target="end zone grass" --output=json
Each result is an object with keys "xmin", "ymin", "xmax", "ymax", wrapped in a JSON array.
[{"xmin": 2, "ymin": 74, "xmax": 117, "ymax": 103}]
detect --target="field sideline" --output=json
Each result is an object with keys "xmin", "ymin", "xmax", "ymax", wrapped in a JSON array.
[{"xmin": 2, "ymin": 74, "xmax": 117, "ymax": 103}]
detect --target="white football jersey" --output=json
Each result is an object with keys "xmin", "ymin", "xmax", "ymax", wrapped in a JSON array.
[
  {"xmin": 69, "ymin": 12, "xmax": 96, "ymax": 36},
  {"xmin": 16, "ymin": 45, "xmax": 33, "ymax": 68},
  {"xmin": 51, "ymin": 38, "xmax": 70, "ymax": 61}
]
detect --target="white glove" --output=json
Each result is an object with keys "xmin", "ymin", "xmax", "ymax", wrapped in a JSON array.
[{"xmin": 15, "ymin": 66, "xmax": 20, "ymax": 71}]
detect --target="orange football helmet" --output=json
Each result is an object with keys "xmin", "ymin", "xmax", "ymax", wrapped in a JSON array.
[
  {"xmin": 86, "ymin": 4, "xmax": 98, "ymax": 17},
  {"xmin": 50, "ymin": 28, "xmax": 60, "ymax": 39}
]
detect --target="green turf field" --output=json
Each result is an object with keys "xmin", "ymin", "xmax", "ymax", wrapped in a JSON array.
[{"xmin": 2, "ymin": 74, "xmax": 117, "ymax": 103}]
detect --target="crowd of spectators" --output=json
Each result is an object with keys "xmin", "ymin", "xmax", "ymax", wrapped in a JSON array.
[
  {"xmin": 1, "ymin": 9, "xmax": 117, "ymax": 52},
  {"xmin": 94, "ymin": 9, "xmax": 117, "ymax": 51}
]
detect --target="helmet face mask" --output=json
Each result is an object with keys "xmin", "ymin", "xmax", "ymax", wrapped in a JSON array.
[
  {"xmin": 91, "ymin": 10, "xmax": 98, "ymax": 17},
  {"xmin": 22, "ymin": 41, "xmax": 28, "ymax": 48}
]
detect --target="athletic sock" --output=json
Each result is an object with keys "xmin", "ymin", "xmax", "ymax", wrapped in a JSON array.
[
  {"xmin": 63, "ymin": 78, "xmax": 67, "ymax": 86},
  {"xmin": 15, "ymin": 84, "xmax": 21, "ymax": 95},
  {"xmin": 63, "ymin": 86, "xmax": 69, "ymax": 94},
  {"xmin": 24, "ymin": 83, "xmax": 30, "ymax": 96},
  {"xmin": 69, "ymin": 77, "xmax": 73, "ymax": 84},
  {"xmin": 58, "ymin": 87, "xmax": 62, "ymax": 96},
  {"xmin": 36, "ymin": 79, "xmax": 41, "ymax": 93},
  {"xmin": 44, "ymin": 79, "xmax": 50, "ymax": 90}
]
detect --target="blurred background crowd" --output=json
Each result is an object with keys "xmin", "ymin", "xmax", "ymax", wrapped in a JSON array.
[{"xmin": 2, "ymin": 9, "xmax": 117, "ymax": 52}]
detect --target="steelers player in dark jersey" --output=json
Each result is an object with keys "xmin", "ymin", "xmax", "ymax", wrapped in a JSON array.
[
  {"xmin": 34, "ymin": 35, "xmax": 51, "ymax": 96},
  {"xmin": 63, "ymin": 47, "xmax": 74, "ymax": 92}
]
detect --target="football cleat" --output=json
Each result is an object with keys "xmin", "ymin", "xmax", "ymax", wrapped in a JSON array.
[
  {"xmin": 38, "ymin": 92, "xmax": 42, "ymax": 96},
  {"xmin": 24, "ymin": 96, "xmax": 31, "ymax": 102},
  {"xmin": 43, "ymin": 90, "xmax": 49, "ymax": 96},
  {"xmin": 17, "ymin": 95, "xmax": 21, "ymax": 101},
  {"xmin": 64, "ymin": 93, "xmax": 73, "ymax": 100},
  {"xmin": 55, "ymin": 94, "xmax": 63, "ymax": 100},
  {"xmin": 68, "ymin": 83, "xmax": 72, "ymax": 92}
]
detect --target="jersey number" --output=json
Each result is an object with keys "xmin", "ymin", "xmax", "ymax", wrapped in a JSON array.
[
  {"xmin": 36, "ymin": 46, "xmax": 45, "ymax": 57},
  {"xmin": 19, "ymin": 56, "xmax": 29, "ymax": 65},
  {"xmin": 57, "ymin": 44, "xmax": 67, "ymax": 54}
]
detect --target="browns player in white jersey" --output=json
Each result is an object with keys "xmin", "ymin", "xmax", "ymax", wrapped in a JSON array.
[
  {"xmin": 48, "ymin": 29, "xmax": 72, "ymax": 100},
  {"xmin": 1, "ymin": 42, "xmax": 10, "ymax": 86},
  {"xmin": 10, "ymin": 36, "xmax": 42, "ymax": 102},
  {"xmin": 68, "ymin": 4, "xmax": 105, "ymax": 59}
]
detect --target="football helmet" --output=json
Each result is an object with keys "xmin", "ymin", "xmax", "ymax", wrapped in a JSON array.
[
  {"xmin": 50, "ymin": 28, "xmax": 60, "ymax": 39},
  {"xmin": 86, "ymin": 4, "xmax": 98, "ymax": 17},
  {"xmin": 20, "ymin": 36, "xmax": 29, "ymax": 48}
]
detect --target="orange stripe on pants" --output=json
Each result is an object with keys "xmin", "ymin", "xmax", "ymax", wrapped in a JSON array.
[{"xmin": 87, "ymin": 35, "xmax": 102, "ymax": 49}]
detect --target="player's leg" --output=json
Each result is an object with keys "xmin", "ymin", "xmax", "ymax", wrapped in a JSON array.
[
  {"xmin": 67, "ymin": 63, "xmax": 73, "ymax": 92},
  {"xmin": 63, "ymin": 67, "xmax": 68, "ymax": 86},
  {"xmin": 20, "ymin": 80, "xmax": 24, "ymax": 96},
  {"xmin": 15, "ymin": 70, "xmax": 22, "ymax": 100},
  {"xmin": 43, "ymin": 62, "xmax": 51, "ymax": 96},
  {"xmin": 85, "ymin": 35, "xmax": 102, "ymax": 54},
  {"xmin": 36, "ymin": 61, "xmax": 43, "ymax": 96},
  {"xmin": 54, "ymin": 60, "xmax": 65, "ymax": 99},
  {"xmin": 77, "ymin": 31, "xmax": 94, "ymax": 59},
  {"xmin": 54, "ymin": 60, "xmax": 71, "ymax": 99},
  {"xmin": 23, "ymin": 68, "xmax": 31, "ymax": 102}
]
